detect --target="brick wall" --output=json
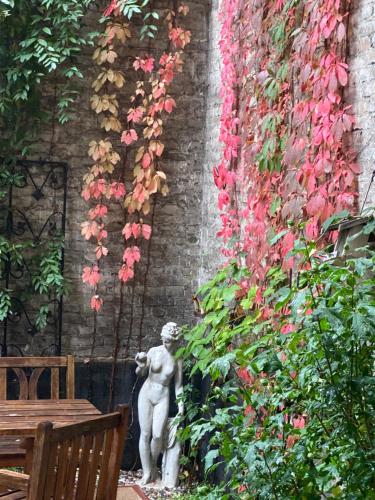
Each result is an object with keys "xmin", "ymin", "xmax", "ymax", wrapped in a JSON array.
[
  {"xmin": 348, "ymin": 0, "xmax": 375, "ymax": 210},
  {"xmin": 5, "ymin": 0, "xmax": 374, "ymax": 360},
  {"xmin": 5, "ymin": 0, "xmax": 211, "ymax": 359},
  {"xmin": 198, "ymin": 0, "xmax": 223, "ymax": 286}
]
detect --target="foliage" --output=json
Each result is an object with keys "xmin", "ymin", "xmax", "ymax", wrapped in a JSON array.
[
  {"xmin": 0, "ymin": 1, "xmax": 94, "ymax": 339},
  {"xmin": 0, "ymin": 0, "xmax": 96, "ymax": 152},
  {"xmin": 215, "ymin": 0, "xmax": 357, "ymax": 281},
  {"xmin": 0, "ymin": 0, "xmax": 13, "ymax": 20},
  {"xmin": 0, "ymin": 233, "xmax": 65, "ymax": 329},
  {"xmin": 180, "ymin": 224, "xmax": 375, "ymax": 498},
  {"xmin": 81, "ymin": 0, "xmax": 191, "ymax": 312}
]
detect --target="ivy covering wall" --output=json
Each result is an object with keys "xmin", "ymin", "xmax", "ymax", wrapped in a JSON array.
[
  {"xmin": 179, "ymin": 0, "xmax": 374, "ymax": 498},
  {"xmin": 215, "ymin": 0, "xmax": 358, "ymax": 277}
]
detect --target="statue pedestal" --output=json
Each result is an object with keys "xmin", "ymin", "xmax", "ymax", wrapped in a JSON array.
[{"xmin": 162, "ymin": 438, "xmax": 181, "ymax": 488}]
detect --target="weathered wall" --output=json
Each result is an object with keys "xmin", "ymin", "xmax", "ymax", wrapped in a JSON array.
[
  {"xmin": 4, "ymin": 0, "xmax": 211, "ymax": 359},
  {"xmin": 348, "ymin": 0, "xmax": 375, "ymax": 210},
  {"xmin": 5, "ymin": 0, "xmax": 375, "ymax": 360},
  {"xmin": 198, "ymin": 0, "xmax": 223, "ymax": 286}
]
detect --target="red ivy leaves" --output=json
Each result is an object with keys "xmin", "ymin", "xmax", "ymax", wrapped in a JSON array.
[{"xmin": 216, "ymin": 0, "xmax": 358, "ymax": 282}]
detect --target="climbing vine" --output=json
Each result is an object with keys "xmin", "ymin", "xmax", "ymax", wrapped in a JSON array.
[
  {"xmin": 81, "ymin": 0, "xmax": 191, "ymax": 313},
  {"xmin": 216, "ymin": 0, "xmax": 357, "ymax": 282},
  {"xmin": 0, "ymin": 0, "xmax": 95, "ymax": 338},
  {"xmin": 178, "ymin": 0, "xmax": 372, "ymax": 498}
]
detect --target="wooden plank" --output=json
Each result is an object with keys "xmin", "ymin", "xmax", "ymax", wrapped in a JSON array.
[
  {"xmin": 64, "ymin": 436, "xmax": 81, "ymax": 498},
  {"xmin": 66, "ymin": 355, "xmax": 75, "ymax": 399},
  {"xmin": 0, "ymin": 370, "xmax": 6, "ymax": 400},
  {"xmin": 93, "ymin": 428, "xmax": 114, "ymax": 500},
  {"xmin": 0, "ymin": 399, "xmax": 93, "ymax": 406},
  {"xmin": 11, "ymin": 370, "xmax": 28, "ymax": 400},
  {"xmin": 53, "ymin": 440, "xmax": 70, "ymax": 499},
  {"xmin": 0, "ymin": 491, "xmax": 26, "ymax": 499},
  {"xmin": 75, "ymin": 434, "xmax": 93, "ymax": 499},
  {"xmin": 106, "ymin": 405, "xmax": 129, "ymax": 499},
  {"xmin": 51, "ymin": 413, "xmax": 120, "ymax": 442},
  {"xmin": 28, "ymin": 369, "xmax": 44, "ymax": 400},
  {"xmin": 0, "ymin": 408, "xmax": 100, "ymax": 416},
  {"xmin": 41, "ymin": 441, "xmax": 58, "ymax": 500},
  {"xmin": 0, "ymin": 400, "xmax": 95, "ymax": 408},
  {"xmin": 22, "ymin": 438, "xmax": 33, "ymax": 474},
  {"xmin": 0, "ymin": 470, "xmax": 29, "ymax": 490},
  {"xmin": 0, "ymin": 358, "xmax": 68, "ymax": 368},
  {"xmin": 51, "ymin": 368, "xmax": 59, "ymax": 400},
  {"xmin": 27, "ymin": 422, "xmax": 52, "ymax": 500},
  {"xmin": 85, "ymin": 431, "xmax": 104, "ymax": 500},
  {"xmin": 0, "ymin": 415, "xmax": 101, "ymax": 423}
]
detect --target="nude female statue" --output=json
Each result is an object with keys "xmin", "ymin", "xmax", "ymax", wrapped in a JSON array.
[{"xmin": 135, "ymin": 322, "xmax": 183, "ymax": 485}]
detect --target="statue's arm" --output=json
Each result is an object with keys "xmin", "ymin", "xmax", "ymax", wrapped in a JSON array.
[
  {"xmin": 135, "ymin": 350, "xmax": 150, "ymax": 377},
  {"xmin": 175, "ymin": 358, "xmax": 184, "ymax": 416}
]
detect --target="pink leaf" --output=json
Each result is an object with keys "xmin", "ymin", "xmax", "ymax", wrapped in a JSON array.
[
  {"xmin": 122, "ymin": 223, "xmax": 132, "ymax": 240},
  {"xmin": 123, "ymin": 246, "xmax": 141, "ymax": 266},
  {"xmin": 337, "ymin": 22, "xmax": 346, "ymax": 42},
  {"xmin": 132, "ymin": 223, "xmax": 141, "ymax": 238},
  {"xmin": 110, "ymin": 182, "xmax": 126, "ymax": 199},
  {"xmin": 118, "ymin": 265, "xmax": 134, "ymax": 282},
  {"xmin": 164, "ymin": 98, "xmax": 176, "ymax": 113},
  {"xmin": 142, "ymin": 224, "xmax": 152, "ymax": 240},
  {"xmin": 90, "ymin": 295, "xmax": 103, "ymax": 311},
  {"xmin": 89, "ymin": 204, "xmax": 108, "ymax": 220},
  {"xmin": 337, "ymin": 65, "xmax": 348, "ymax": 86},
  {"xmin": 142, "ymin": 153, "xmax": 151, "ymax": 169},
  {"xmin": 82, "ymin": 265, "xmax": 101, "ymax": 287},
  {"xmin": 306, "ymin": 194, "xmax": 326, "ymax": 216},
  {"xmin": 121, "ymin": 129, "xmax": 138, "ymax": 145}
]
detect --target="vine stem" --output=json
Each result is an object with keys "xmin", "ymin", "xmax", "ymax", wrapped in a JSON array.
[
  {"xmin": 262, "ymin": 451, "xmax": 279, "ymax": 500},
  {"xmin": 107, "ymin": 280, "xmax": 124, "ymax": 412},
  {"xmin": 137, "ymin": 196, "xmax": 157, "ymax": 351}
]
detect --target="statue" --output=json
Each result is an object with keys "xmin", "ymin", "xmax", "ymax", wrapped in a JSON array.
[{"xmin": 135, "ymin": 322, "xmax": 183, "ymax": 486}]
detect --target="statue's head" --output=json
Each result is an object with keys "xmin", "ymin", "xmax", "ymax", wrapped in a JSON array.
[{"xmin": 161, "ymin": 322, "xmax": 180, "ymax": 352}]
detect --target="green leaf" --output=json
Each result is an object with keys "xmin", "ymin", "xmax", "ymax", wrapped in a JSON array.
[
  {"xmin": 204, "ymin": 449, "xmax": 220, "ymax": 471},
  {"xmin": 321, "ymin": 210, "xmax": 350, "ymax": 232},
  {"xmin": 269, "ymin": 229, "xmax": 288, "ymax": 246}
]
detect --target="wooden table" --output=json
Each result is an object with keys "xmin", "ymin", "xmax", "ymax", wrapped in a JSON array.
[
  {"xmin": 0, "ymin": 399, "xmax": 102, "ymax": 471},
  {"xmin": 0, "ymin": 399, "xmax": 101, "ymax": 436}
]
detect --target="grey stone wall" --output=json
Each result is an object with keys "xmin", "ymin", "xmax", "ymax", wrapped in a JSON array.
[
  {"xmin": 198, "ymin": 0, "xmax": 223, "ymax": 286},
  {"xmin": 348, "ymin": 0, "xmax": 375, "ymax": 210},
  {"xmin": 5, "ymin": 0, "xmax": 211, "ymax": 359}
]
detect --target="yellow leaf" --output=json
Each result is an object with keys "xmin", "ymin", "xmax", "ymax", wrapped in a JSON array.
[
  {"xmin": 142, "ymin": 200, "xmax": 151, "ymax": 215},
  {"xmin": 156, "ymin": 170, "xmax": 167, "ymax": 180},
  {"xmin": 161, "ymin": 184, "xmax": 169, "ymax": 196},
  {"xmin": 133, "ymin": 165, "xmax": 144, "ymax": 182},
  {"xmin": 114, "ymin": 72, "xmax": 125, "ymax": 88},
  {"xmin": 135, "ymin": 146, "xmax": 144, "ymax": 163},
  {"xmin": 106, "ymin": 50, "xmax": 118, "ymax": 64},
  {"xmin": 147, "ymin": 176, "xmax": 158, "ymax": 194}
]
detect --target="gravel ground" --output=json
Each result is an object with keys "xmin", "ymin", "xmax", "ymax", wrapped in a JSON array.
[{"xmin": 118, "ymin": 470, "xmax": 190, "ymax": 499}]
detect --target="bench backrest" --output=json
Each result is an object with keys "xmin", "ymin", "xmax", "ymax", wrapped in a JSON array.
[
  {"xmin": 0, "ymin": 356, "xmax": 75, "ymax": 400},
  {"xmin": 28, "ymin": 404, "xmax": 129, "ymax": 500}
]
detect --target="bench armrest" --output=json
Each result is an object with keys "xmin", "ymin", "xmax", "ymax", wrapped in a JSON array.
[{"xmin": 0, "ymin": 469, "xmax": 30, "ymax": 490}]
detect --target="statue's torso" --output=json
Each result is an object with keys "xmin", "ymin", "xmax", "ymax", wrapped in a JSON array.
[{"xmin": 148, "ymin": 346, "xmax": 176, "ymax": 387}]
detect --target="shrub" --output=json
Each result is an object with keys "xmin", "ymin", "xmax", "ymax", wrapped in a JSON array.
[{"xmin": 180, "ymin": 223, "xmax": 375, "ymax": 499}]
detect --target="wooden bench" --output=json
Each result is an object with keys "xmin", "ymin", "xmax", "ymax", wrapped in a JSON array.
[
  {"xmin": 0, "ymin": 356, "xmax": 75, "ymax": 468},
  {"xmin": 0, "ymin": 404, "xmax": 129, "ymax": 500}
]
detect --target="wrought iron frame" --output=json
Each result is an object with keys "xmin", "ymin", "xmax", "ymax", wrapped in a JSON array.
[{"xmin": 0, "ymin": 159, "xmax": 68, "ymax": 356}]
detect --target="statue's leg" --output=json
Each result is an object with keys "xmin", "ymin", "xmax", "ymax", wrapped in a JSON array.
[
  {"xmin": 150, "ymin": 398, "xmax": 169, "ymax": 480},
  {"xmin": 138, "ymin": 393, "xmax": 153, "ymax": 484}
]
